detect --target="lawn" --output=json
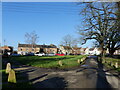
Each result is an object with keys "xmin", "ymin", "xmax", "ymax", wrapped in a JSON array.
[
  {"xmin": 9, "ymin": 55, "xmax": 86, "ymax": 69},
  {"xmin": 2, "ymin": 55, "xmax": 86, "ymax": 88},
  {"xmin": 101, "ymin": 57, "xmax": 120, "ymax": 72}
]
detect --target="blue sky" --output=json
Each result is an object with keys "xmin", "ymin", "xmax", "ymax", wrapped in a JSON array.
[{"xmin": 2, "ymin": 2, "xmax": 94, "ymax": 50}]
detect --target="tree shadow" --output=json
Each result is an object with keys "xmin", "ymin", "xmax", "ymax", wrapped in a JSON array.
[
  {"xmin": 32, "ymin": 77, "xmax": 68, "ymax": 89},
  {"xmin": 96, "ymin": 60, "xmax": 113, "ymax": 89},
  {"xmin": 76, "ymin": 56, "xmax": 118, "ymax": 89}
]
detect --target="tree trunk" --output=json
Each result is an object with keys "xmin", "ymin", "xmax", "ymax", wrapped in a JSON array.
[
  {"xmin": 100, "ymin": 47, "xmax": 105, "ymax": 63},
  {"xmin": 109, "ymin": 48, "xmax": 116, "ymax": 56}
]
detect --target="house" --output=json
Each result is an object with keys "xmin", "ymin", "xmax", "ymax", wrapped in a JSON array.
[
  {"xmin": 59, "ymin": 46, "xmax": 102, "ymax": 55},
  {"xmin": 59, "ymin": 45, "xmax": 72, "ymax": 55},
  {"xmin": 84, "ymin": 47, "xmax": 89, "ymax": 55},
  {"xmin": 18, "ymin": 43, "xmax": 57, "ymax": 55},
  {"xmin": 72, "ymin": 47, "xmax": 81, "ymax": 55},
  {"xmin": 79, "ymin": 48, "xmax": 86, "ymax": 55},
  {"xmin": 114, "ymin": 48, "xmax": 120, "ymax": 55},
  {"xmin": 72, "ymin": 47, "xmax": 89, "ymax": 55},
  {"xmin": 0, "ymin": 46, "xmax": 13, "ymax": 55},
  {"xmin": 87, "ymin": 48, "xmax": 101, "ymax": 55}
]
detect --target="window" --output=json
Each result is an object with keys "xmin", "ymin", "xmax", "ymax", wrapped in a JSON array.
[
  {"xmin": 32, "ymin": 48, "xmax": 34, "ymax": 51},
  {"xmin": 21, "ymin": 48, "xmax": 22, "ymax": 51}
]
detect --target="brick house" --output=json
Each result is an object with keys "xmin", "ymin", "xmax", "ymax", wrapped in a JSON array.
[{"xmin": 18, "ymin": 43, "xmax": 57, "ymax": 55}]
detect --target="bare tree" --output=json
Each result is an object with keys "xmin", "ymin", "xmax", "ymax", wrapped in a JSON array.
[
  {"xmin": 77, "ymin": 2, "xmax": 120, "ymax": 59},
  {"xmin": 60, "ymin": 34, "xmax": 78, "ymax": 47},
  {"xmin": 24, "ymin": 31, "xmax": 39, "ymax": 52},
  {"xmin": 25, "ymin": 31, "xmax": 39, "ymax": 45}
]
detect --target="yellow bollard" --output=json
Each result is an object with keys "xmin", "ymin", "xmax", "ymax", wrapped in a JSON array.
[
  {"xmin": 81, "ymin": 58, "xmax": 83, "ymax": 62},
  {"xmin": 115, "ymin": 62, "xmax": 118, "ymax": 68},
  {"xmin": 6, "ymin": 63, "xmax": 11, "ymax": 74},
  {"xmin": 8, "ymin": 69, "xmax": 16, "ymax": 83},
  {"xmin": 58, "ymin": 60, "xmax": 62, "ymax": 66},
  {"xmin": 77, "ymin": 59, "xmax": 80, "ymax": 64}
]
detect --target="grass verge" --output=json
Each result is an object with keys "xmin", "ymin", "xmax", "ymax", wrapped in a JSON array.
[
  {"xmin": 100, "ymin": 57, "xmax": 120, "ymax": 72},
  {"xmin": 9, "ymin": 55, "xmax": 86, "ymax": 69}
]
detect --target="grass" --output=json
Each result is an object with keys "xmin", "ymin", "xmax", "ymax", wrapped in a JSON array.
[
  {"xmin": 0, "ymin": 69, "xmax": 5, "ymax": 73},
  {"xmin": 2, "ymin": 68, "xmax": 33, "ymax": 88},
  {"xmin": 2, "ymin": 55, "xmax": 86, "ymax": 88},
  {"xmin": 101, "ymin": 57, "xmax": 120, "ymax": 72},
  {"xmin": 9, "ymin": 55, "xmax": 86, "ymax": 69}
]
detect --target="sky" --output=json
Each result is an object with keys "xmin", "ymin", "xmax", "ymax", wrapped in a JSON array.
[{"xmin": 2, "ymin": 2, "xmax": 94, "ymax": 50}]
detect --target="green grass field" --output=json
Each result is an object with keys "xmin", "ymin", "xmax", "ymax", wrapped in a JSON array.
[
  {"xmin": 2, "ymin": 55, "xmax": 86, "ymax": 88},
  {"xmin": 9, "ymin": 55, "xmax": 86, "ymax": 69},
  {"xmin": 102, "ymin": 57, "xmax": 120, "ymax": 72}
]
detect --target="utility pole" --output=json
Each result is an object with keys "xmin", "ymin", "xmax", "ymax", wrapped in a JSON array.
[{"xmin": 3, "ymin": 39, "xmax": 5, "ymax": 54}]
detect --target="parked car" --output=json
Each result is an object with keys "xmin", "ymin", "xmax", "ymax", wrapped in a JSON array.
[
  {"xmin": 26, "ymin": 53, "xmax": 34, "ymax": 56},
  {"xmin": 46, "ymin": 53, "xmax": 55, "ymax": 56},
  {"xmin": 35, "ymin": 52, "xmax": 45, "ymax": 56},
  {"xmin": 11, "ymin": 54, "xmax": 21, "ymax": 56},
  {"xmin": 55, "ymin": 53, "xmax": 65, "ymax": 56}
]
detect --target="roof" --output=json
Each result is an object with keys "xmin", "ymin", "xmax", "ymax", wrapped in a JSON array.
[
  {"xmin": 18, "ymin": 44, "xmax": 57, "ymax": 48},
  {"xmin": 72, "ymin": 47, "xmax": 81, "ymax": 50},
  {"xmin": 0, "ymin": 46, "xmax": 11, "ymax": 50},
  {"xmin": 89, "ymin": 48, "xmax": 95, "ymax": 51},
  {"xmin": 62, "ymin": 46, "xmax": 72, "ymax": 50}
]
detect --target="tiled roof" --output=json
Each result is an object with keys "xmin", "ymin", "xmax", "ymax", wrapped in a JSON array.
[
  {"xmin": 72, "ymin": 47, "xmax": 81, "ymax": 50},
  {"xmin": 89, "ymin": 48, "xmax": 95, "ymax": 51},
  {"xmin": 0, "ymin": 46, "xmax": 11, "ymax": 50},
  {"xmin": 18, "ymin": 44, "xmax": 57, "ymax": 48},
  {"xmin": 62, "ymin": 46, "xmax": 72, "ymax": 49}
]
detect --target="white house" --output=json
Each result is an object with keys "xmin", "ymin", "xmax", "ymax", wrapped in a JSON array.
[
  {"xmin": 114, "ymin": 48, "xmax": 120, "ymax": 55},
  {"xmin": 87, "ymin": 48, "xmax": 101, "ymax": 55},
  {"xmin": 84, "ymin": 48, "xmax": 89, "ymax": 55}
]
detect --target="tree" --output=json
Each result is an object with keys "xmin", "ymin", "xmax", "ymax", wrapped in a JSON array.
[
  {"xmin": 77, "ymin": 2, "xmax": 120, "ymax": 59},
  {"xmin": 60, "ymin": 34, "xmax": 78, "ymax": 47},
  {"xmin": 106, "ymin": 2, "xmax": 120, "ymax": 55},
  {"xmin": 24, "ymin": 31, "xmax": 39, "ymax": 52},
  {"xmin": 25, "ymin": 31, "xmax": 39, "ymax": 45}
]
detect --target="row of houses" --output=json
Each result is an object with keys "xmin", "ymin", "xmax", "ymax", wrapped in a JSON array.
[
  {"xmin": 18, "ymin": 43, "xmax": 120, "ymax": 55},
  {"xmin": 59, "ymin": 45, "xmax": 101, "ymax": 55},
  {"xmin": 1, "ymin": 43, "xmax": 120, "ymax": 55},
  {"xmin": 17, "ymin": 43, "xmax": 58, "ymax": 55}
]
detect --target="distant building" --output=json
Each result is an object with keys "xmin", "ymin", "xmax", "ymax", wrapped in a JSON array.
[
  {"xmin": 59, "ymin": 45, "xmax": 72, "ymax": 55},
  {"xmin": 0, "ymin": 46, "xmax": 13, "ymax": 55},
  {"xmin": 59, "ymin": 45, "xmax": 102, "ymax": 55},
  {"xmin": 79, "ymin": 48, "xmax": 86, "ymax": 55},
  {"xmin": 72, "ymin": 47, "xmax": 81, "ymax": 55},
  {"xmin": 18, "ymin": 43, "xmax": 57, "ymax": 55},
  {"xmin": 114, "ymin": 48, "xmax": 120, "ymax": 55},
  {"xmin": 87, "ymin": 48, "xmax": 101, "ymax": 55}
]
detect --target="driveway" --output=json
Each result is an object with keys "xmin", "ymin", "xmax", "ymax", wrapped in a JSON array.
[{"xmin": 3, "ymin": 56, "xmax": 120, "ymax": 89}]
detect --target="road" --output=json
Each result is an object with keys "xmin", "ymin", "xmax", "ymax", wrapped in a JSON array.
[{"xmin": 3, "ymin": 56, "xmax": 120, "ymax": 89}]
